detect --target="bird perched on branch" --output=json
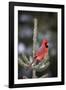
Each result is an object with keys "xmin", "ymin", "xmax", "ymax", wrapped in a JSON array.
[{"xmin": 29, "ymin": 39, "xmax": 48, "ymax": 67}]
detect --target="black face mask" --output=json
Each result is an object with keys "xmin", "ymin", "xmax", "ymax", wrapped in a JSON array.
[{"xmin": 45, "ymin": 42, "xmax": 48, "ymax": 48}]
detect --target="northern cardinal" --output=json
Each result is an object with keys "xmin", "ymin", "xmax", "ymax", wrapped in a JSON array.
[{"xmin": 29, "ymin": 39, "xmax": 48, "ymax": 67}]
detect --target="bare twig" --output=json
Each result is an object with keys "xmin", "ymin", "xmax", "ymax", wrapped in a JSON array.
[
  {"xmin": 32, "ymin": 69, "xmax": 37, "ymax": 78},
  {"xmin": 32, "ymin": 18, "xmax": 38, "ymax": 78},
  {"xmin": 33, "ymin": 18, "xmax": 37, "ymax": 58}
]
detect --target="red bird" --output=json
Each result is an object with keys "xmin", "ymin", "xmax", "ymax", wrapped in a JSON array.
[{"xmin": 29, "ymin": 39, "xmax": 48, "ymax": 67}]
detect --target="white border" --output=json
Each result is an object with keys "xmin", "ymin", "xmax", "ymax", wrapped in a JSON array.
[{"xmin": 14, "ymin": 6, "xmax": 61, "ymax": 84}]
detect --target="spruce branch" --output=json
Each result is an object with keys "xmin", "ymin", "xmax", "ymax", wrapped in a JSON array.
[
  {"xmin": 22, "ymin": 53, "xmax": 30, "ymax": 64},
  {"xmin": 23, "ymin": 76, "xmax": 28, "ymax": 79},
  {"xmin": 18, "ymin": 58, "xmax": 29, "ymax": 67},
  {"xmin": 39, "ymin": 73, "xmax": 49, "ymax": 78},
  {"xmin": 35, "ymin": 61, "xmax": 50, "ymax": 72}
]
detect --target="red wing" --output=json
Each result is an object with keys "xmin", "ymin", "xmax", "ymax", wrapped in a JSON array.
[{"xmin": 35, "ymin": 46, "xmax": 45, "ymax": 57}]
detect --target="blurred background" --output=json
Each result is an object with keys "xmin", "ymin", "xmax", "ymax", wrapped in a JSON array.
[{"xmin": 18, "ymin": 11, "xmax": 57, "ymax": 79}]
